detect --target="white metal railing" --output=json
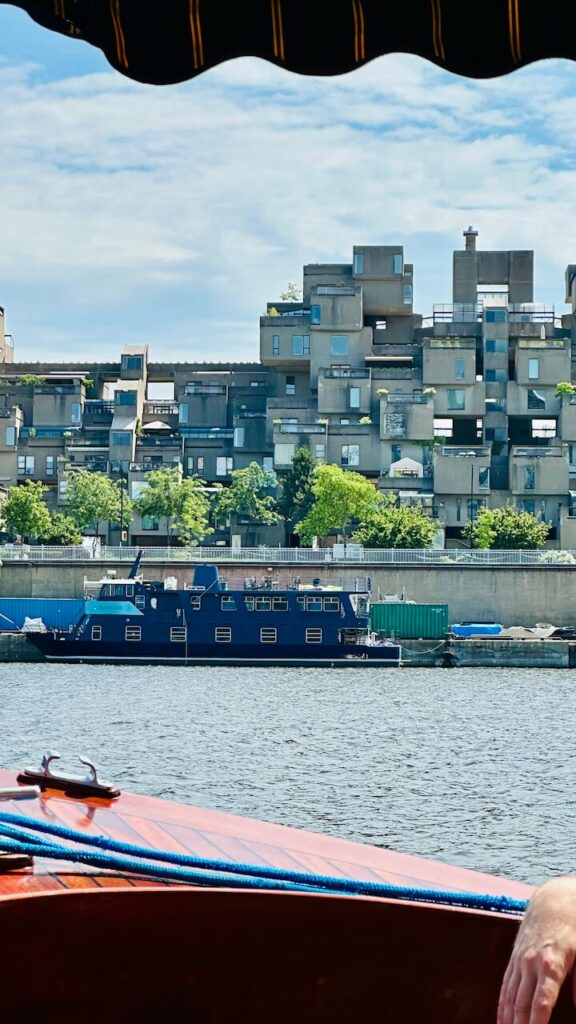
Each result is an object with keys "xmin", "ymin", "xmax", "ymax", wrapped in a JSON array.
[{"xmin": 2, "ymin": 545, "xmax": 576, "ymax": 565}]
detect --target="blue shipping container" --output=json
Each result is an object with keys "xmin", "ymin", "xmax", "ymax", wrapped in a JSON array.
[{"xmin": 0, "ymin": 598, "xmax": 85, "ymax": 631}]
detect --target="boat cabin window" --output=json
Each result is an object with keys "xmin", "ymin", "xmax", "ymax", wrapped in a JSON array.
[
  {"xmin": 125, "ymin": 625, "xmax": 141, "ymax": 641},
  {"xmin": 255, "ymin": 597, "xmax": 272, "ymax": 611},
  {"xmin": 135, "ymin": 595, "xmax": 146, "ymax": 609},
  {"xmin": 170, "ymin": 627, "xmax": 187, "ymax": 643},
  {"xmin": 323, "ymin": 597, "xmax": 340, "ymax": 612},
  {"xmin": 91, "ymin": 625, "xmax": 102, "ymax": 641},
  {"xmin": 102, "ymin": 583, "xmax": 134, "ymax": 598},
  {"xmin": 221, "ymin": 596, "xmax": 237, "ymax": 610},
  {"xmin": 306, "ymin": 628, "xmax": 323, "ymax": 643},
  {"xmin": 272, "ymin": 596, "xmax": 289, "ymax": 611},
  {"xmin": 260, "ymin": 627, "xmax": 277, "ymax": 643},
  {"xmin": 215, "ymin": 626, "xmax": 232, "ymax": 643},
  {"xmin": 244, "ymin": 597, "xmax": 255, "ymax": 611},
  {"xmin": 307, "ymin": 597, "xmax": 323, "ymax": 612},
  {"xmin": 190, "ymin": 596, "xmax": 202, "ymax": 610}
]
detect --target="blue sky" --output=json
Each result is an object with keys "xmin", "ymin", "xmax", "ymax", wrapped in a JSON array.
[{"xmin": 2, "ymin": 6, "xmax": 576, "ymax": 365}]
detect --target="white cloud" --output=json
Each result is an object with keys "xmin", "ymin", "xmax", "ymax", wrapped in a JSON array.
[{"xmin": 0, "ymin": 39, "xmax": 575, "ymax": 361}]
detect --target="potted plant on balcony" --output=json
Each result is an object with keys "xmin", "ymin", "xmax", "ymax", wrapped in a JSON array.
[
  {"xmin": 376, "ymin": 388, "xmax": 389, "ymax": 396},
  {"xmin": 423, "ymin": 387, "xmax": 437, "ymax": 396},
  {"xmin": 359, "ymin": 416, "xmax": 372, "ymax": 424},
  {"xmin": 556, "ymin": 381, "xmax": 576, "ymax": 398}
]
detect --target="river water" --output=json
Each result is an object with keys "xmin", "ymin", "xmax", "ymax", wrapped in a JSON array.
[{"xmin": 2, "ymin": 663, "xmax": 575, "ymax": 887}]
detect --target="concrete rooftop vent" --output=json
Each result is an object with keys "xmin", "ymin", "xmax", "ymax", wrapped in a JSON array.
[{"xmin": 463, "ymin": 226, "xmax": 478, "ymax": 252}]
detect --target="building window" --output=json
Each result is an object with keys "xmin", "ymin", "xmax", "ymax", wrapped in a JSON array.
[
  {"xmin": 91, "ymin": 625, "xmax": 102, "ymax": 640},
  {"xmin": 216, "ymin": 457, "xmax": 233, "ymax": 476},
  {"xmin": 485, "ymin": 310, "xmax": 507, "ymax": 323},
  {"xmin": 447, "ymin": 390, "xmax": 465, "ymax": 411},
  {"xmin": 454, "ymin": 358, "xmax": 465, "ymax": 381},
  {"xmin": 306, "ymin": 627, "xmax": 323, "ymax": 644},
  {"xmin": 341, "ymin": 444, "xmax": 359, "ymax": 467},
  {"xmin": 403, "ymin": 284, "xmax": 413, "ymax": 305},
  {"xmin": 274, "ymin": 442, "xmax": 296, "ymax": 465},
  {"xmin": 70, "ymin": 402, "xmax": 82, "ymax": 423},
  {"xmin": 187, "ymin": 456, "xmax": 194, "ymax": 473},
  {"xmin": 391, "ymin": 444, "xmax": 402, "ymax": 463},
  {"xmin": 116, "ymin": 391, "xmax": 136, "ymax": 406},
  {"xmin": 141, "ymin": 515, "xmax": 159, "ymax": 530},
  {"xmin": 349, "ymin": 387, "xmax": 361, "ymax": 409},
  {"xmin": 215, "ymin": 626, "xmax": 232, "ymax": 642},
  {"xmin": 315, "ymin": 443, "xmax": 325, "ymax": 461},
  {"xmin": 532, "ymin": 419, "xmax": 556, "ymax": 438},
  {"xmin": 170, "ymin": 627, "xmax": 187, "ymax": 642},
  {"xmin": 45, "ymin": 455, "xmax": 55, "ymax": 477},
  {"xmin": 234, "ymin": 427, "xmax": 245, "ymax": 448},
  {"xmin": 340, "ymin": 418, "xmax": 350, "ymax": 425},
  {"xmin": 285, "ymin": 375, "xmax": 296, "ymax": 395},
  {"xmin": 260, "ymin": 627, "xmax": 277, "ymax": 643},
  {"xmin": 392, "ymin": 254, "xmax": 403, "ymax": 274},
  {"xmin": 485, "ymin": 338, "xmax": 506, "ymax": 353},
  {"xmin": 111, "ymin": 432, "xmax": 131, "ymax": 446},
  {"xmin": 478, "ymin": 467, "xmax": 490, "ymax": 489},
  {"xmin": 122, "ymin": 355, "xmax": 143, "ymax": 371},
  {"xmin": 5, "ymin": 426, "xmax": 16, "ymax": 446},
  {"xmin": 528, "ymin": 358, "xmax": 539, "ymax": 380},
  {"xmin": 525, "ymin": 465, "xmax": 536, "ymax": 489},
  {"xmin": 291, "ymin": 335, "xmax": 310, "ymax": 356},
  {"xmin": 330, "ymin": 336, "xmax": 349, "ymax": 356},
  {"xmin": 178, "ymin": 403, "xmax": 189, "ymax": 424},
  {"xmin": 197, "ymin": 456, "xmax": 205, "ymax": 474},
  {"xmin": 434, "ymin": 418, "xmax": 453, "ymax": 439},
  {"xmin": 523, "ymin": 499, "xmax": 536, "ymax": 515},
  {"xmin": 17, "ymin": 455, "xmax": 35, "ymax": 476},
  {"xmin": 272, "ymin": 335, "xmax": 280, "ymax": 356},
  {"xmin": 353, "ymin": 252, "xmax": 364, "ymax": 274},
  {"xmin": 527, "ymin": 389, "xmax": 545, "ymax": 410},
  {"xmin": 263, "ymin": 456, "xmax": 274, "ymax": 472},
  {"xmin": 331, "ymin": 365, "xmax": 351, "ymax": 377},
  {"xmin": 221, "ymin": 596, "xmax": 236, "ymax": 610},
  {"xmin": 456, "ymin": 499, "xmax": 461, "ymax": 522},
  {"xmin": 125, "ymin": 625, "xmax": 141, "ymax": 641},
  {"xmin": 310, "ymin": 305, "xmax": 321, "ymax": 325}
]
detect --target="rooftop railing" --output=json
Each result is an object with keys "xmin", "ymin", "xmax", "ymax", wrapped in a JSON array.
[
  {"xmin": 439, "ymin": 446, "xmax": 491, "ymax": 457},
  {"xmin": 385, "ymin": 393, "xmax": 429, "ymax": 404}
]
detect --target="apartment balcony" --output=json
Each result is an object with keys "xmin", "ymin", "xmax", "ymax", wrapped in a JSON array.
[
  {"xmin": 433, "ymin": 445, "xmax": 491, "ymax": 496},
  {"xmin": 83, "ymin": 400, "xmax": 115, "ymax": 426},
  {"xmin": 506, "ymin": 382, "xmax": 560, "ymax": 417},
  {"xmin": 183, "ymin": 384, "xmax": 227, "ymax": 396},
  {"xmin": 273, "ymin": 422, "xmax": 327, "ymax": 438},
  {"xmin": 379, "ymin": 393, "xmax": 433, "ymax": 441},
  {"xmin": 510, "ymin": 445, "xmax": 569, "ymax": 495},
  {"xmin": 432, "ymin": 383, "xmax": 486, "ymax": 417},
  {"xmin": 137, "ymin": 435, "xmax": 183, "ymax": 448},
  {"xmin": 317, "ymin": 374, "xmax": 371, "ymax": 416}
]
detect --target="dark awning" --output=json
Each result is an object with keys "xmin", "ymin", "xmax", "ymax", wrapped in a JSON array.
[{"xmin": 2, "ymin": 1, "xmax": 572, "ymax": 86}]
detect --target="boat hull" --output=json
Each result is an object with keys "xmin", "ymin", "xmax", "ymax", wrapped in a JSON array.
[{"xmin": 26, "ymin": 635, "xmax": 402, "ymax": 666}]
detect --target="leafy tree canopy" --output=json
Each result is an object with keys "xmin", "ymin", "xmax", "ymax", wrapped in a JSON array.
[
  {"xmin": 462, "ymin": 504, "xmax": 550, "ymax": 549},
  {"xmin": 211, "ymin": 462, "xmax": 281, "ymax": 526},
  {"xmin": 277, "ymin": 446, "xmax": 316, "ymax": 528},
  {"xmin": 39, "ymin": 511, "xmax": 83, "ymax": 546},
  {"xmin": 352, "ymin": 496, "xmax": 437, "ymax": 548},
  {"xmin": 279, "ymin": 283, "xmax": 302, "ymax": 302},
  {"xmin": 135, "ymin": 466, "xmax": 212, "ymax": 545},
  {"xmin": 295, "ymin": 464, "xmax": 379, "ymax": 546},
  {"xmin": 65, "ymin": 469, "xmax": 131, "ymax": 537},
  {"xmin": 1, "ymin": 480, "xmax": 51, "ymax": 540}
]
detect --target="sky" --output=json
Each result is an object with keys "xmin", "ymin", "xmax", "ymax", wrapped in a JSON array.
[{"xmin": 2, "ymin": 7, "xmax": 576, "ymax": 367}]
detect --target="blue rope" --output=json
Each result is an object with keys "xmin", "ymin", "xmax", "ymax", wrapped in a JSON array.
[{"xmin": 0, "ymin": 811, "xmax": 528, "ymax": 914}]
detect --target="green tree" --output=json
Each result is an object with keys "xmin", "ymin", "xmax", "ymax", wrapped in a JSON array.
[
  {"xmin": 38, "ymin": 511, "xmax": 83, "ymax": 546},
  {"xmin": 277, "ymin": 446, "xmax": 316, "ymax": 543},
  {"xmin": 1, "ymin": 480, "xmax": 51, "ymax": 541},
  {"xmin": 463, "ymin": 504, "xmax": 550, "ymax": 549},
  {"xmin": 211, "ymin": 462, "xmax": 281, "ymax": 528},
  {"xmin": 279, "ymin": 283, "xmax": 302, "ymax": 302},
  {"xmin": 295, "ymin": 464, "xmax": 379, "ymax": 547},
  {"xmin": 352, "ymin": 496, "xmax": 437, "ymax": 548},
  {"xmin": 65, "ymin": 469, "xmax": 132, "ymax": 547},
  {"xmin": 134, "ymin": 467, "xmax": 211, "ymax": 546}
]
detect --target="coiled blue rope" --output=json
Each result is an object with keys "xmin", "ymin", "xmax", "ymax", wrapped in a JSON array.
[{"xmin": 0, "ymin": 811, "xmax": 528, "ymax": 914}]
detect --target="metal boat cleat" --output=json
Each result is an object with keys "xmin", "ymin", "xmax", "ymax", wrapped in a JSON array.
[{"xmin": 17, "ymin": 751, "xmax": 121, "ymax": 799}]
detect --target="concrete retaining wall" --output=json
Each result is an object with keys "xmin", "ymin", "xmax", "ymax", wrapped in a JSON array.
[{"xmin": 0, "ymin": 559, "xmax": 575, "ymax": 627}]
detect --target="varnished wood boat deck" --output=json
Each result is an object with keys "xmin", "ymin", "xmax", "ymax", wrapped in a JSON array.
[{"xmin": 0, "ymin": 768, "xmax": 532, "ymax": 901}]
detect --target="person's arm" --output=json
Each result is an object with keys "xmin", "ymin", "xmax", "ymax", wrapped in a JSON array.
[{"xmin": 498, "ymin": 877, "xmax": 576, "ymax": 1024}]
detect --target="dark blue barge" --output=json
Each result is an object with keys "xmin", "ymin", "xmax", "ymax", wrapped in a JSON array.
[{"xmin": 25, "ymin": 554, "xmax": 401, "ymax": 667}]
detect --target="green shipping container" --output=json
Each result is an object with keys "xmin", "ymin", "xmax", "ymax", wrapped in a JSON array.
[{"xmin": 370, "ymin": 603, "xmax": 449, "ymax": 639}]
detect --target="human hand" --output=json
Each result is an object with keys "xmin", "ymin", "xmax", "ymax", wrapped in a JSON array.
[{"xmin": 498, "ymin": 877, "xmax": 576, "ymax": 1024}]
